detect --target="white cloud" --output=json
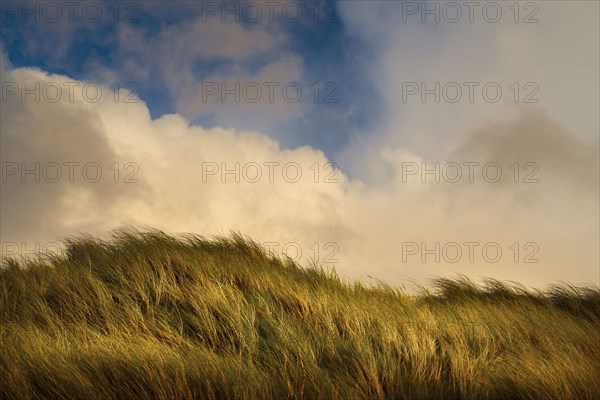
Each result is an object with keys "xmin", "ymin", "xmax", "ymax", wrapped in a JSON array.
[
  {"xmin": 1, "ymin": 65, "xmax": 598, "ymax": 289},
  {"xmin": 336, "ymin": 1, "xmax": 599, "ymax": 176}
]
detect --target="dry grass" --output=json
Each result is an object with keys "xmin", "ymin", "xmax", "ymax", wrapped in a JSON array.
[{"xmin": 1, "ymin": 229, "xmax": 599, "ymax": 399}]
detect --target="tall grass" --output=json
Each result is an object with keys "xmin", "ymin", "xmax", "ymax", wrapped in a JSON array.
[{"xmin": 1, "ymin": 229, "xmax": 599, "ymax": 399}]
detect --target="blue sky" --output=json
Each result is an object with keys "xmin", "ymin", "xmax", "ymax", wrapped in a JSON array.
[{"xmin": 1, "ymin": 0, "xmax": 383, "ymax": 161}]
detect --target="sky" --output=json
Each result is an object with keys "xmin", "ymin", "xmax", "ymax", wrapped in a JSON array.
[{"xmin": 1, "ymin": 0, "xmax": 599, "ymax": 289}]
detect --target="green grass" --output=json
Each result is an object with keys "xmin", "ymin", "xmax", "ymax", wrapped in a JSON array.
[{"xmin": 1, "ymin": 229, "xmax": 599, "ymax": 399}]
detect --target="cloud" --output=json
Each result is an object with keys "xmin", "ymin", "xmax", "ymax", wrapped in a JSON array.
[
  {"xmin": 1, "ymin": 1, "xmax": 308, "ymax": 136},
  {"xmin": 335, "ymin": 1, "xmax": 599, "ymax": 179},
  {"xmin": 109, "ymin": 9, "xmax": 309, "ymax": 132},
  {"xmin": 180, "ymin": 54, "xmax": 305, "ymax": 127},
  {"xmin": 1, "ymin": 64, "xmax": 598, "ymax": 289}
]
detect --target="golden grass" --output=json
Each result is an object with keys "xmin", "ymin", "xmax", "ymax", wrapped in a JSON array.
[{"xmin": 1, "ymin": 229, "xmax": 599, "ymax": 399}]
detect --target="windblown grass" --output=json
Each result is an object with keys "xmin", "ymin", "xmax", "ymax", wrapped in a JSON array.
[{"xmin": 1, "ymin": 229, "xmax": 599, "ymax": 399}]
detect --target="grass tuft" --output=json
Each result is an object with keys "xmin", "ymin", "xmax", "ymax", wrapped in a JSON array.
[{"xmin": 1, "ymin": 229, "xmax": 599, "ymax": 399}]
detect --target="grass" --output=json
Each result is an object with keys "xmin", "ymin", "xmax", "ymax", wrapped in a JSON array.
[{"xmin": 1, "ymin": 229, "xmax": 599, "ymax": 399}]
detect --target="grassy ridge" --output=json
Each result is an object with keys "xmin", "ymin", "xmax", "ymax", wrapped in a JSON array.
[{"xmin": 1, "ymin": 229, "xmax": 599, "ymax": 399}]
